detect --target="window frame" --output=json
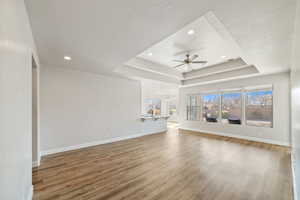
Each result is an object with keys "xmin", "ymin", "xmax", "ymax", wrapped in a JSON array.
[
  {"xmin": 244, "ymin": 88, "xmax": 273, "ymax": 128},
  {"xmin": 220, "ymin": 91, "xmax": 243, "ymax": 125},
  {"xmin": 186, "ymin": 94, "xmax": 202, "ymax": 121},
  {"xmin": 185, "ymin": 85, "xmax": 274, "ymax": 128},
  {"xmin": 201, "ymin": 93, "xmax": 221, "ymax": 123},
  {"xmin": 143, "ymin": 98, "xmax": 162, "ymax": 116}
]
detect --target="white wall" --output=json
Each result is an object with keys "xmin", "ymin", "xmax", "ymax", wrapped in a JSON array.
[
  {"xmin": 291, "ymin": 0, "xmax": 300, "ymax": 198},
  {"xmin": 40, "ymin": 67, "xmax": 166, "ymax": 154},
  {"xmin": 179, "ymin": 73, "xmax": 290, "ymax": 146},
  {"xmin": 0, "ymin": 0, "xmax": 39, "ymax": 199}
]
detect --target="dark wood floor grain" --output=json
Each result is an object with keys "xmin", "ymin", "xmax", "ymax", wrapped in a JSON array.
[{"xmin": 33, "ymin": 128, "xmax": 293, "ymax": 200}]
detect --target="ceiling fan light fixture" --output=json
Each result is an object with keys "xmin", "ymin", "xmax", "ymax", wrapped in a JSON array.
[{"xmin": 147, "ymin": 52, "xmax": 153, "ymax": 56}]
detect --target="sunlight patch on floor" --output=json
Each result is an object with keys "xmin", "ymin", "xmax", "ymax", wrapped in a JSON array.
[{"xmin": 167, "ymin": 121, "xmax": 179, "ymax": 129}]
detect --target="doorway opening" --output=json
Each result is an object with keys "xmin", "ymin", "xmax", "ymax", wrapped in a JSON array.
[{"xmin": 32, "ymin": 56, "xmax": 39, "ymax": 167}]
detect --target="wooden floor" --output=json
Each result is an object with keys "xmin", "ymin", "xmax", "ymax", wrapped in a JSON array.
[{"xmin": 33, "ymin": 128, "xmax": 293, "ymax": 200}]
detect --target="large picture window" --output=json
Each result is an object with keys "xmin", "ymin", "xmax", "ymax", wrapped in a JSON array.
[
  {"xmin": 202, "ymin": 94, "xmax": 220, "ymax": 123},
  {"xmin": 185, "ymin": 86, "xmax": 273, "ymax": 128},
  {"xmin": 186, "ymin": 95, "xmax": 201, "ymax": 121},
  {"xmin": 245, "ymin": 90, "xmax": 273, "ymax": 127},
  {"xmin": 221, "ymin": 93, "xmax": 242, "ymax": 125}
]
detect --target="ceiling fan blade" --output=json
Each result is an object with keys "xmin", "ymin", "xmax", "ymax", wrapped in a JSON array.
[
  {"xmin": 173, "ymin": 63, "xmax": 185, "ymax": 68},
  {"xmin": 191, "ymin": 61, "xmax": 207, "ymax": 64},
  {"xmin": 190, "ymin": 55, "xmax": 199, "ymax": 61},
  {"xmin": 172, "ymin": 60, "xmax": 185, "ymax": 63},
  {"xmin": 173, "ymin": 50, "xmax": 188, "ymax": 57}
]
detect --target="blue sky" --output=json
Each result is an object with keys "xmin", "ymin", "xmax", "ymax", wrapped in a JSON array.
[
  {"xmin": 202, "ymin": 91, "xmax": 272, "ymax": 102},
  {"xmin": 203, "ymin": 94, "xmax": 219, "ymax": 102},
  {"xmin": 247, "ymin": 91, "xmax": 272, "ymax": 105},
  {"xmin": 247, "ymin": 91, "xmax": 272, "ymax": 96},
  {"xmin": 223, "ymin": 93, "xmax": 241, "ymax": 100}
]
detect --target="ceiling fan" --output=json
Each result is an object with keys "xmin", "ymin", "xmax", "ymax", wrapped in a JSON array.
[{"xmin": 173, "ymin": 54, "xmax": 207, "ymax": 71}]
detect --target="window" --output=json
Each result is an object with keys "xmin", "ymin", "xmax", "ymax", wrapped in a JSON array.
[
  {"xmin": 185, "ymin": 86, "xmax": 273, "ymax": 128},
  {"xmin": 168, "ymin": 104, "xmax": 177, "ymax": 116},
  {"xmin": 144, "ymin": 98, "xmax": 161, "ymax": 116},
  {"xmin": 202, "ymin": 94, "xmax": 220, "ymax": 122},
  {"xmin": 221, "ymin": 93, "xmax": 242, "ymax": 125},
  {"xmin": 245, "ymin": 90, "xmax": 273, "ymax": 127},
  {"xmin": 167, "ymin": 99, "xmax": 177, "ymax": 121},
  {"xmin": 186, "ymin": 95, "xmax": 201, "ymax": 121}
]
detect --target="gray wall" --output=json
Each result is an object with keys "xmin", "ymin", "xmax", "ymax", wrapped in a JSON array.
[
  {"xmin": 0, "ymin": 0, "xmax": 39, "ymax": 199},
  {"xmin": 40, "ymin": 66, "xmax": 166, "ymax": 154},
  {"xmin": 291, "ymin": 0, "xmax": 300, "ymax": 199},
  {"xmin": 179, "ymin": 73, "xmax": 290, "ymax": 146}
]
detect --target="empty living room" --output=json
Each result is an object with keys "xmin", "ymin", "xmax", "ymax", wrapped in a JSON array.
[{"xmin": 2, "ymin": 0, "xmax": 300, "ymax": 199}]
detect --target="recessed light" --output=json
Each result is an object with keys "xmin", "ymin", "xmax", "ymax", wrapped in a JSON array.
[
  {"xmin": 64, "ymin": 56, "xmax": 71, "ymax": 61},
  {"xmin": 147, "ymin": 52, "xmax": 153, "ymax": 56},
  {"xmin": 221, "ymin": 56, "xmax": 227, "ymax": 59},
  {"xmin": 187, "ymin": 29, "xmax": 195, "ymax": 35}
]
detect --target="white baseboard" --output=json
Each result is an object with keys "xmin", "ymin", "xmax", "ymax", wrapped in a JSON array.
[
  {"xmin": 26, "ymin": 185, "xmax": 33, "ymax": 200},
  {"xmin": 41, "ymin": 130, "xmax": 167, "ymax": 156},
  {"xmin": 179, "ymin": 127, "xmax": 290, "ymax": 147}
]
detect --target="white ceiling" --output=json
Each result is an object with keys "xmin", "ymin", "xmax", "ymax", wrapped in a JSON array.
[
  {"xmin": 25, "ymin": 0, "xmax": 296, "ymax": 76},
  {"xmin": 137, "ymin": 12, "xmax": 242, "ymax": 72}
]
